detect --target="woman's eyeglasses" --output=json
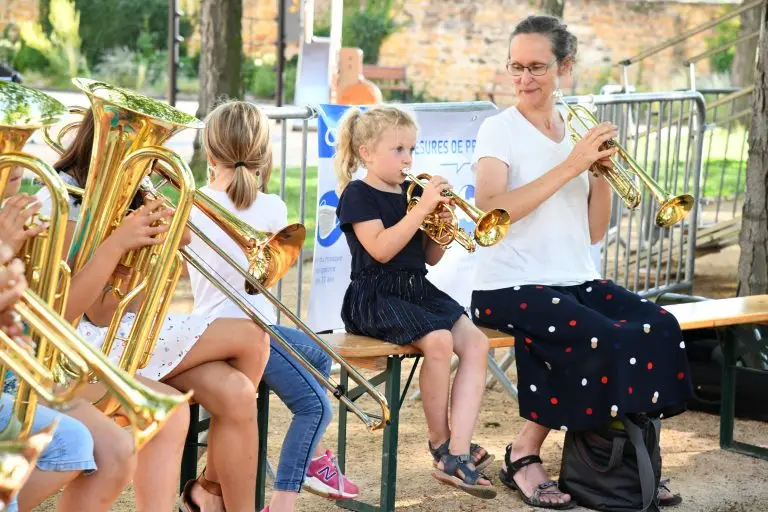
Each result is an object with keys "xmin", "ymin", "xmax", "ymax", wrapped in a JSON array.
[{"xmin": 506, "ymin": 60, "xmax": 556, "ymax": 77}]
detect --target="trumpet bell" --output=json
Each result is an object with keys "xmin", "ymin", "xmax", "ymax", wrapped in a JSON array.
[
  {"xmin": 245, "ymin": 223, "xmax": 306, "ymax": 293},
  {"xmin": 475, "ymin": 209, "xmax": 511, "ymax": 247},
  {"xmin": 656, "ymin": 193, "xmax": 695, "ymax": 228}
]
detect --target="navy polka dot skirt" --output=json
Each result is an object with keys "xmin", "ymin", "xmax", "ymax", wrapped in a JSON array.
[{"xmin": 471, "ymin": 279, "xmax": 693, "ymax": 432}]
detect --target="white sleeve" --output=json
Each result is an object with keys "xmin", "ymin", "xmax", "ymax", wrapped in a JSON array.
[
  {"xmin": 471, "ymin": 115, "xmax": 513, "ymax": 167},
  {"xmin": 34, "ymin": 183, "xmax": 79, "ymax": 222}
]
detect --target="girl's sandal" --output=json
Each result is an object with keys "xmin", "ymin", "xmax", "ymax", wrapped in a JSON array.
[
  {"xmin": 432, "ymin": 453, "xmax": 497, "ymax": 500},
  {"xmin": 428, "ymin": 439, "xmax": 495, "ymax": 473},
  {"xmin": 180, "ymin": 467, "xmax": 224, "ymax": 512},
  {"xmin": 499, "ymin": 453, "xmax": 575, "ymax": 510}
]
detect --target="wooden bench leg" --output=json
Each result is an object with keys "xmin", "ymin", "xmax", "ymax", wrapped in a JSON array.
[
  {"xmin": 256, "ymin": 382, "xmax": 270, "ymax": 509},
  {"xmin": 337, "ymin": 356, "xmax": 402, "ymax": 512},
  {"xmin": 719, "ymin": 328, "xmax": 768, "ymax": 460},
  {"xmin": 179, "ymin": 403, "xmax": 201, "ymax": 493}
]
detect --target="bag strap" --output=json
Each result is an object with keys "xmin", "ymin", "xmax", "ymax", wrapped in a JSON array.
[
  {"xmin": 573, "ymin": 432, "xmax": 626, "ymax": 473},
  {"xmin": 622, "ymin": 417, "xmax": 658, "ymax": 511}
]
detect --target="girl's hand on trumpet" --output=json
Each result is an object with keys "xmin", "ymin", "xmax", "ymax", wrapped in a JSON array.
[
  {"xmin": 416, "ymin": 175, "xmax": 452, "ymax": 215},
  {"xmin": 0, "ymin": 244, "xmax": 27, "ymax": 337},
  {"xmin": 107, "ymin": 198, "xmax": 173, "ymax": 253},
  {"xmin": 0, "ymin": 194, "xmax": 48, "ymax": 255}
]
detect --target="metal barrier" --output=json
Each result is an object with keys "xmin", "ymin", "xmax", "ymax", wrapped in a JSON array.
[{"xmin": 696, "ymin": 88, "xmax": 751, "ymax": 226}]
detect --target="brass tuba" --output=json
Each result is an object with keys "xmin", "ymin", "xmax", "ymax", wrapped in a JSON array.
[
  {"xmin": 554, "ymin": 91, "xmax": 694, "ymax": 228},
  {"xmin": 0, "ymin": 80, "xmax": 191, "ymax": 449},
  {"xmin": 402, "ymin": 168, "xmax": 511, "ymax": 252}
]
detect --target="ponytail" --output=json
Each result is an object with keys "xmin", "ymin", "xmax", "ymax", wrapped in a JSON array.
[
  {"xmin": 203, "ymin": 100, "xmax": 272, "ymax": 210},
  {"xmin": 334, "ymin": 108, "xmax": 362, "ymax": 192},
  {"xmin": 227, "ymin": 163, "xmax": 260, "ymax": 210}
]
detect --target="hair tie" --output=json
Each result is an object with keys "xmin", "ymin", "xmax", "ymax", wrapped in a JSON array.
[{"xmin": 234, "ymin": 161, "xmax": 246, "ymax": 168}]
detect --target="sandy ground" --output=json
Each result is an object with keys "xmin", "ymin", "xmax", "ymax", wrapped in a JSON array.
[{"xmin": 35, "ymin": 244, "xmax": 768, "ymax": 511}]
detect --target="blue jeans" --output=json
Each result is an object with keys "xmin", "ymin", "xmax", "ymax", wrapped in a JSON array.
[
  {"xmin": 0, "ymin": 393, "xmax": 97, "ymax": 512},
  {"xmin": 263, "ymin": 326, "xmax": 332, "ymax": 492}
]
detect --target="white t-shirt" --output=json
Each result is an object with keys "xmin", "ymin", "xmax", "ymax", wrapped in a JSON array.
[
  {"xmin": 36, "ymin": 172, "xmax": 80, "ymax": 222},
  {"xmin": 187, "ymin": 186, "xmax": 288, "ymax": 326},
  {"xmin": 471, "ymin": 106, "xmax": 600, "ymax": 289}
]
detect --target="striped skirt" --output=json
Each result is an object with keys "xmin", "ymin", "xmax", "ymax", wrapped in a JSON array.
[{"xmin": 341, "ymin": 267, "xmax": 466, "ymax": 345}]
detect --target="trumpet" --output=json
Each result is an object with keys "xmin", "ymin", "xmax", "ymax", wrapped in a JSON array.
[
  {"xmin": 51, "ymin": 80, "xmax": 390, "ymax": 431},
  {"xmin": 0, "ymin": 420, "xmax": 57, "ymax": 509},
  {"xmin": 0, "ymin": 81, "xmax": 191, "ymax": 449},
  {"xmin": 402, "ymin": 169, "xmax": 511, "ymax": 252},
  {"xmin": 555, "ymin": 92, "xmax": 694, "ymax": 228}
]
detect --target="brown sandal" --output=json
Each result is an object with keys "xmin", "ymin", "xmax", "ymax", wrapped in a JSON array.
[{"xmin": 180, "ymin": 467, "xmax": 223, "ymax": 512}]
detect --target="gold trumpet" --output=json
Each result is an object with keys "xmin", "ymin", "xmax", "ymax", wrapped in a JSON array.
[
  {"xmin": 402, "ymin": 168, "xmax": 511, "ymax": 252},
  {"xmin": 0, "ymin": 420, "xmax": 58, "ymax": 509},
  {"xmin": 555, "ymin": 92, "xmax": 694, "ymax": 228},
  {"xmin": 0, "ymin": 81, "xmax": 191, "ymax": 449}
]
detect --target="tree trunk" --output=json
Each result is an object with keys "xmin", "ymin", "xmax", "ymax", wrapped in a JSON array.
[
  {"xmin": 537, "ymin": 0, "xmax": 565, "ymax": 18},
  {"xmin": 736, "ymin": 8, "xmax": 768, "ymax": 297},
  {"xmin": 191, "ymin": 0, "xmax": 243, "ymax": 181},
  {"xmin": 732, "ymin": 1, "xmax": 761, "ymax": 88}
]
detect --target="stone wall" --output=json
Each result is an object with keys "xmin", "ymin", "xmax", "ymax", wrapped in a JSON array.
[
  {"xmin": 377, "ymin": 0, "xmax": 734, "ymax": 100},
  {"xmin": 0, "ymin": 0, "xmax": 38, "ymax": 35}
]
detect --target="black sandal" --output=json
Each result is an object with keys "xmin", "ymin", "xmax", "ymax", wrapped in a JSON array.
[
  {"xmin": 428, "ymin": 439, "xmax": 495, "ymax": 472},
  {"xmin": 432, "ymin": 452, "xmax": 497, "ymax": 499},
  {"xmin": 499, "ymin": 447, "xmax": 575, "ymax": 510},
  {"xmin": 658, "ymin": 479, "xmax": 683, "ymax": 507}
]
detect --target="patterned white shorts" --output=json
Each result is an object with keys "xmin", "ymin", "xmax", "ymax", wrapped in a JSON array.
[{"xmin": 76, "ymin": 312, "xmax": 214, "ymax": 381}]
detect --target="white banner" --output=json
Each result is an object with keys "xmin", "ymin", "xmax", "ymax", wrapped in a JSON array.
[{"xmin": 307, "ymin": 103, "xmax": 498, "ymax": 333}]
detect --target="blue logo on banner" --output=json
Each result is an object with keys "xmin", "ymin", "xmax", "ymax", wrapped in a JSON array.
[{"xmin": 316, "ymin": 189, "xmax": 343, "ymax": 247}]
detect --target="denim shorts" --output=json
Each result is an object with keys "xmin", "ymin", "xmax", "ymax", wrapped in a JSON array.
[{"xmin": 1, "ymin": 392, "xmax": 97, "ymax": 512}]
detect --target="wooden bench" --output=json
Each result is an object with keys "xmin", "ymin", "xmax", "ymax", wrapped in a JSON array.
[
  {"xmin": 362, "ymin": 65, "xmax": 409, "ymax": 99},
  {"xmin": 475, "ymin": 70, "xmax": 516, "ymax": 106},
  {"xmin": 316, "ymin": 327, "xmax": 514, "ymax": 512},
  {"xmin": 659, "ymin": 294, "xmax": 768, "ymax": 461}
]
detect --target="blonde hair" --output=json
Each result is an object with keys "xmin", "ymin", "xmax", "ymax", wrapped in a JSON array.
[
  {"xmin": 334, "ymin": 106, "xmax": 417, "ymax": 191},
  {"xmin": 203, "ymin": 101, "xmax": 272, "ymax": 210}
]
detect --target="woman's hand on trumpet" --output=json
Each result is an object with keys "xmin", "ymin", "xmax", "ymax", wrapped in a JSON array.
[
  {"xmin": 565, "ymin": 122, "xmax": 619, "ymax": 178},
  {"xmin": 107, "ymin": 198, "xmax": 173, "ymax": 253}
]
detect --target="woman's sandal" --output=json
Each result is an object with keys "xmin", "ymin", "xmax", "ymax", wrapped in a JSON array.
[
  {"xmin": 499, "ymin": 449, "xmax": 575, "ymax": 510},
  {"xmin": 432, "ymin": 452, "xmax": 497, "ymax": 499},
  {"xmin": 180, "ymin": 467, "xmax": 224, "ymax": 512},
  {"xmin": 658, "ymin": 479, "xmax": 683, "ymax": 507},
  {"xmin": 428, "ymin": 439, "xmax": 495, "ymax": 473}
]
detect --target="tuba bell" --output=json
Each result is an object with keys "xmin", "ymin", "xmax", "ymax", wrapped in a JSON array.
[
  {"xmin": 555, "ymin": 91, "xmax": 694, "ymax": 228},
  {"xmin": 402, "ymin": 168, "xmax": 511, "ymax": 252},
  {"xmin": 0, "ymin": 80, "xmax": 191, "ymax": 449}
]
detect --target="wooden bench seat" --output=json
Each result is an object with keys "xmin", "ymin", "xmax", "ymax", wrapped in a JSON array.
[{"xmin": 664, "ymin": 295, "xmax": 768, "ymax": 330}]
